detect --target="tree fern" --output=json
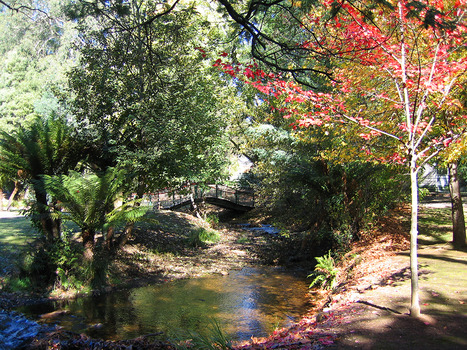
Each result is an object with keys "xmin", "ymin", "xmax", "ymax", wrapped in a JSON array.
[
  {"xmin": 0, "ymin": 116, "xmax": 81, "ymax": 241},
  {"xmin": 42, "ymin": 167, "xmax": 145, "ymax": 251}
]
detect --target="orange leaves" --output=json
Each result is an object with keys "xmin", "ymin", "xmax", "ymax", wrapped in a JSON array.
[{"xmin": 233, "ymin": 317, "xmax": 336, "ymax": 349}]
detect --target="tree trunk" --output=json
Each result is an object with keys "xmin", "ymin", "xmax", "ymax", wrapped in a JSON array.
[
  {"xmin": 6, "ymin": 181, "xmax": 20, "ymax": 211},
  {"xmin": 448, "ymin": 162, "xmax": 466, "ymax": 248},
  {"xmin": 33, "ymin": 186, "xmax": 60, "ymax": 242},
  {"xmin": 410, "ymin": 161, "xmax": 421, "ymax": 317},
  {"xmin": 118, "ymin": 222, "xmax": 134, "ymax": 248},
  {"xmin": 105, "ymin": 226, "xmax": 115, "ymax": 250},
  {"xmin": 0, "ymin": 188, "xmax": 3, "ymax": 211},
  {"xmin": 82, "ymin": 229, "xmax": 95, "ymax": 261},
  {"xmin": 118, "ymin": 179, "xmax": 144, "ymax": 248}
]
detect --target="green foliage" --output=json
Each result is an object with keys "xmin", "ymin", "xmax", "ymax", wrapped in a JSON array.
[
  {"xmin": 0, "ymin": 115, "xmax": 82, "ymax": 241},
  {"xmin": 0, "ymin": 0, "xmax": 77, "ymax": 132},
  {"xmin": 17, "ymin": 243, "xmax": 55, "ymax": 288},
  {"xmin": 418, "ymin": 187, "xmax": 431, "ymax": 201},
  {"xmin": 174, "ymin": 319, "xmax": 232, "ymax": 350},
  {"xmin": 42, "ymin": 167, "xmax": 140, "ymax": 236},
  {"xmin": 48, "ymin": 231, "xmax": 87, "ymax": 291},
  {"xmin": 204, "ymin": 214, "xmax": 220, "ymax": 229},
  {"xmin": 187, "ymin": 228, "xmax": 221, "ymax": 248},
  {"xmin": 244, "ymin": 123, "xmax": 408, "ymax": 251},
  {"xmin": 17, "ymin": 231, "xmax": 87, "ymax": 291},
  {"xmin": 3, "ymin": 276, "xmax": 32, "ymax": 292},
  {"xmin": 308, "ymin": 251, "xmax": 338, "ymax": 290},
  {"xmin": 67, "ymin": 0, "xmax": 232, "ymax": 191}
]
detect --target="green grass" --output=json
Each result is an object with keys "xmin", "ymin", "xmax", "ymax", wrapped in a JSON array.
[
  {"xmin": 236, "ymin": 234, "xmax": 251, "ymax": 244},
  {"xmin": 418, "ymin": 207, "xmax": 453, "ymax": 245},
  {"xmin": 0, "ymin": 215, "xmax": 39, "ymax": 277},
  {"xmin": 187, "ymin": 228, "xmax": 221, "ymax": 247},
  {"xmin": 0, "ymin": 216, "xmax": 37, "ymax": 247}
]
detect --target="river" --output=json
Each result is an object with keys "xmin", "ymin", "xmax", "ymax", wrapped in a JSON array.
[{"xmin": 17, "ymin": 266, "xmax": 313, "ymax": 343}]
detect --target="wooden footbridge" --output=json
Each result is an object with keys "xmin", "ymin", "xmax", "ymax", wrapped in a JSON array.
[{"xmin": 150, "ymin": 184, "xmax": 255, "ymax": 212}]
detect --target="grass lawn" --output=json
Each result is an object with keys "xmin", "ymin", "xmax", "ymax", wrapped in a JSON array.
[
  {"xmin": 418, "ymin": 206, "xmax": 453, "ymax": 245},
  {"xmin": 0, "ymin": 213, "xmax": 38, "ymax": 278}
]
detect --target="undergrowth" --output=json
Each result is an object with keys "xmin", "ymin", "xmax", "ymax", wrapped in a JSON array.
[
  {"xmin": 174, "ymin": 319, "xmax": 232, "ymax": 350},
  {"xmin": 187, "ymin": 228, "xmax": 221, "ymax": 247},
  {"xmin": 308, "ymin": 250, "xmax": 338, "ymax": 290}
]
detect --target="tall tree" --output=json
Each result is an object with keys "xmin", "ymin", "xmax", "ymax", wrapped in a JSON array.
[
  {"xmin": 438, "ymin": 78, "xmax": 467, "ymax": 248},
  {"xmin": 0, "ymin": 0, "xmax": 77, "ymax": 132},
  {"xmin": 67, "ymin": 0, "xmax": 233, "ymax": 194}
]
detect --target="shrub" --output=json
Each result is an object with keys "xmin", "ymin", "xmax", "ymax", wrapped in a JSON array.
[
  {"xmin": 4, "ymin": 277, "xmax": 32, "ymax": 292},
  {"xmin": 308, "ymin": 250, "xmax": 338, "ymax": 290},
  {"xmin": 205, "ymin": 214, "xmax": 220, "ymax": 228},
  {"xmin": 18, "ymin": 231, "xmax": 88, "ymax": 291},
  {"xmin": 187, "ymin": 228, "xmax": 220, "ymax": 247}
]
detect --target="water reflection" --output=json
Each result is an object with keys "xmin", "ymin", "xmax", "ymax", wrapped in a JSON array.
[{"xmin": 17, "ymin": 267, "xmax": 313, "ymax": 342}]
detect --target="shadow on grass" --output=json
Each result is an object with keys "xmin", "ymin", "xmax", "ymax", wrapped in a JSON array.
[
  {"xmin": 417, "ymin": 231, "xmax": 452, "ymax": 246},
  {"xmin": 335, "ymin": 245, "xmax": 467, "ymax": 349},
  {"xmin": 375, "ymin": 264, "xmax": 433, "ymax": 288},
  {"xmin": 0, "ymin": 215, "xmax": 39, "ymax": 277},
  {"xmin": 0, "ymin": 216, "xmax": 37, "ymax": 246},
  {"xmin": 331, "ymin": 288, "xmax": 467, "ymax": 349},
  {"xmin": 398, "ymin": 251, "xmax": 467, "ymax": 266}
]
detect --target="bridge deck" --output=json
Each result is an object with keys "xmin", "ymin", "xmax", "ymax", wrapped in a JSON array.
[{"xmin": 151, "ymin": 184, "xmax": 254, "ymax": 212}]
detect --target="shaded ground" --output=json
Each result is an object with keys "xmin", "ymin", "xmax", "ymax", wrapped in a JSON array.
[
  {"xmin": 313, "ymin": 246, "xmax": 467, "ymax": 349},
  {"xmin": 109, "ymin": 210, "xmax": 308, "ymax": 288},
  {"xmin": 0, "ymin": 208, "xmax": 311, "ymax": 309}
]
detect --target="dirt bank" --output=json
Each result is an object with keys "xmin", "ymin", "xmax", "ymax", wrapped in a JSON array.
[{"xmin": 0, "ymin": 208, "xmax": 313, "ymax": 309}]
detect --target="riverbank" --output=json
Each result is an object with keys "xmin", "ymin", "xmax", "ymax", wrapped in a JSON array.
[
  {"xmin": 234, "ymin": 203, "xmax": 467, "ymax": 350},
  {"xmin": 2, "ymin": 200, "xmax": 467, "ymax": 349}
]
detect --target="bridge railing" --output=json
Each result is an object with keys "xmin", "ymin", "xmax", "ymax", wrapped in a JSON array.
[{"xmin": 151, "ymin": 184, "xmax": 255, "ymax": 210}]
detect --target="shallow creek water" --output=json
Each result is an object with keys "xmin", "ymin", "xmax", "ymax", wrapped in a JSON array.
[{"xmin": 17, "ymin": 267, "xmax": 313, "ymax": 342}]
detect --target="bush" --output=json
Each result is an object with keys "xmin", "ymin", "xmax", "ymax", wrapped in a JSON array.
[
  {"xmin": 18, "ymin": 231, "xmax": 88, "ymax": 291},
  {"xmin": 253, "ymin": 156, "xmax": 408, "ymax": 252},
  {"xmin": 187, "ymin": 228, "xmax": 220, "ymax": 247},
  {"xmin": 3, "ymin": 277, "xmax": 32, "ymax": 292},
  {"xmin": 49, "ymin": 232, "xmax": 88, "ymax": 291},
  {"xmin": 308, "ymin": 250, "xmax": 338, "ymax": 290},
  {"xmin": 205, "ymin": 214, "xmax": 220, "ymax": 228}
]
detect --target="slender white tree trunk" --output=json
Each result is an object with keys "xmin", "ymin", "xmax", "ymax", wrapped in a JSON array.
[{"xmin": 410, "ymin": 159, "xmax": 421, "ymax": 317}]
